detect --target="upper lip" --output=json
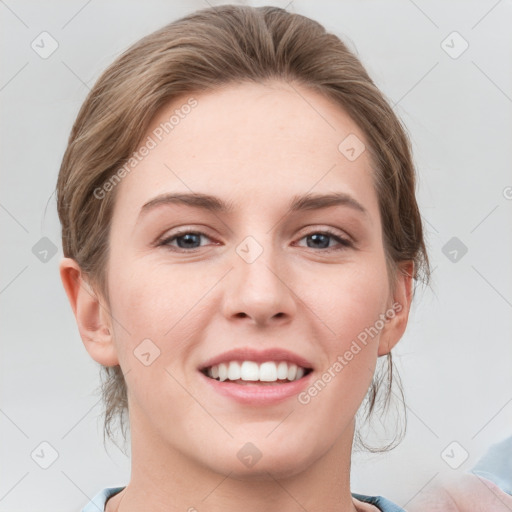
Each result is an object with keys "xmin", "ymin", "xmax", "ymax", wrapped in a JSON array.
[{"xmin": 199, "ymin": 347, "xmax": 314, "ymax": 371}]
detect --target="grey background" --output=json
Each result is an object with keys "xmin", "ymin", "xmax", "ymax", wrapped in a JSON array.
[{"xmin": 1, "ymin": 0, "xmax": 511, "ymax": 510}]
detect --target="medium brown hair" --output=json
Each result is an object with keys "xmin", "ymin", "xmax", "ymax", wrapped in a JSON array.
[{"xmin": 57, "ymin": 4, "xmax": 431, "ymax": 454}]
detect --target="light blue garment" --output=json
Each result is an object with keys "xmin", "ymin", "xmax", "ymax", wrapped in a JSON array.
[
  {"xmin": 470, "ymin": 434, "xmax": 512, "ymax": 496},
  {"xmin": 81, "ymin": 487, "xmax": 405, "ymax": 511},
  {"xmin": 82, "ymin": 487, "xmax": 124, "ymax": 512},
  {"xmin": 352, "ymin": 492, "xmax": 406, "ymax": 511}
]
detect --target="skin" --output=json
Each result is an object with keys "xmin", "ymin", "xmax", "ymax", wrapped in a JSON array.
[
  {"xmin": 407, "ymin": 473, "xmax": 512, "ymax": 511},
  {"xmin": 60, "ymin": 80, "xmax": 413, "ymax": 512}
]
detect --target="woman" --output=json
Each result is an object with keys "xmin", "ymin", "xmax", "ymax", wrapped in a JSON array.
[{"xmin": 57, "ymin": 5, "xmax": 431, "ymax": 511}]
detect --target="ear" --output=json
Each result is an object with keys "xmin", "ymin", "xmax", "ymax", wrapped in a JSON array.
[
  {"xmin": 59, "ymin": 257, "xmax": 119, "ymax": 366},
  {"xmin": 377, "ymin": 261, "xmax": 414, "ymax": 357}
]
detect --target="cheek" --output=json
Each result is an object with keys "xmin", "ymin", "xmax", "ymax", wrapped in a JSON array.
[
  {"xmin": 299, "ymin": 260, "xmax": 389, "ymax": 401},
  {"xmin": 106, "ymin": 261, "xmax": 215, "ymax": 358},
  {"xmin": 308, "ymin": 261, "xmax": 389, "ymax": 343},
  {"xmin": 296, "ymin": 290, "xmax": 385, "ymax": 433}
]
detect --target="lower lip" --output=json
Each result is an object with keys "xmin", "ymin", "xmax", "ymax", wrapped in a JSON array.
[{"xmin": 199, "ymin": 371, "xmax": 314, "ymax": 405}]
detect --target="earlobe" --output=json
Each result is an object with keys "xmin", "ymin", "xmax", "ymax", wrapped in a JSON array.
[
  {"xmin": 59, "ymin": 257, "xmax": 119, "ymax": 366},
  {"xmin": 377, "ymin": 261, "xmax": 414, "ymax": 357}
]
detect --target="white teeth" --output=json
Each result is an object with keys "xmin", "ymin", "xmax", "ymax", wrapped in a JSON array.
[
  {"xmin": 240, "ymin": 361, "xmax": 259, "ymax": 381},
  {"xmin": 259, "ymin": 362, "xmax": 277, "ymax": 381},
  {"xmin": 276, "ymin": 361, "xmax": 288, "ymax": 380},
  {"xmin": 287, "ymin": 363, "xmax": 297, "ymax": 381},
  {"xmin": 205, "ymin": 360, "xmax": 309, "ymax": 382},
  {"xmin": 218, "ymin": 362, "xmax": 228, "ymax": 382},
  {"xmin": 227, "ymin": 361, "xmax": 241, "ymax": 381}
]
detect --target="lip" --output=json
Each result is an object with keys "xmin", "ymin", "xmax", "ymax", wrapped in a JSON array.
[
  {"xmin": 198, "ymin": 347, "xmax": 314, "ymax": 371},
  {"xmin": 199, "ymin": 368, "xmax": 315, "ymax": 405}
]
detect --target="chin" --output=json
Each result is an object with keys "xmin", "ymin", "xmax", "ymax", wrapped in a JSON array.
[{"xmin": 202, "ymin": 440, "xmax": 316, "ymax": 481}]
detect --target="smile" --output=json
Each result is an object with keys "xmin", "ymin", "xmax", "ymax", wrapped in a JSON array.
[{"xmin": 202, "ymin": 360, "xmax": 313, "ymax": 383}]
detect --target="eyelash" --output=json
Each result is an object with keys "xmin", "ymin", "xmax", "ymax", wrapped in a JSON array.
[{"xmin": 157, "ymin": 228, "xmax": 353, "ymax": 253}]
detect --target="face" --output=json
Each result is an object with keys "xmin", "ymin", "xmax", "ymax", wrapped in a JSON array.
[{"xmin": 101, "ymin": 81, "xmax": 407, "ymax": 479}]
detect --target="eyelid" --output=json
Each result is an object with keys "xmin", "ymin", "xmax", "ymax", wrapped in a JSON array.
[
  {"xmin": 296, "ymin": 224, "xmax": 353, "ymax": 243},
  {"xmin": 155, "ymin": 224, "xmax": 214, "ymax": 242}
]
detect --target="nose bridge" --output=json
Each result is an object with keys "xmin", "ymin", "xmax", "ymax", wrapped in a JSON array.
[{"xmin": 224, "ymin": 233, "xmax": 296, "ymax": 324}]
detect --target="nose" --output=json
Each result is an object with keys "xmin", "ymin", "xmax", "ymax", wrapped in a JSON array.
[{"xmin": 222, "ymin": 240, "xmax": 297, "ymax": 327}]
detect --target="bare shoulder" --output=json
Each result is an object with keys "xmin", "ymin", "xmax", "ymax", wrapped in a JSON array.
[{"xmin": 406, "ymin": 473, "xmax": 512, "ymax": 512}]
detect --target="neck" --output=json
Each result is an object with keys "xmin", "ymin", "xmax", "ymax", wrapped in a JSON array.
[{"xmin": 111, "ymin": 411, "xmax": 360, "ymax": 512}]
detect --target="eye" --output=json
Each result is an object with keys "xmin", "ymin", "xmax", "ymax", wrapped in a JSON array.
[
  {"xmin": 157, "ymin": 228, "xmax": 353, "ymax": 252},
  {"xmin": 158, "ymin": 230, "xmax": 213, "ymax": 251},
  {"xmin": 295, "ymin": 229, "xmax": 353, "ymax": 251}
]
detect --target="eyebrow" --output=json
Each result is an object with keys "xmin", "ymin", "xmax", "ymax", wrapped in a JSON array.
[{"xmin": 139, "ymin": 191, "xmax": 369, "ymax": 219}]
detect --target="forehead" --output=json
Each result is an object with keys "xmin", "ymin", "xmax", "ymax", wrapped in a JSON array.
[{"xmin": 112, "ymin": 80, "xmax": 378, "ymax": 219}]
